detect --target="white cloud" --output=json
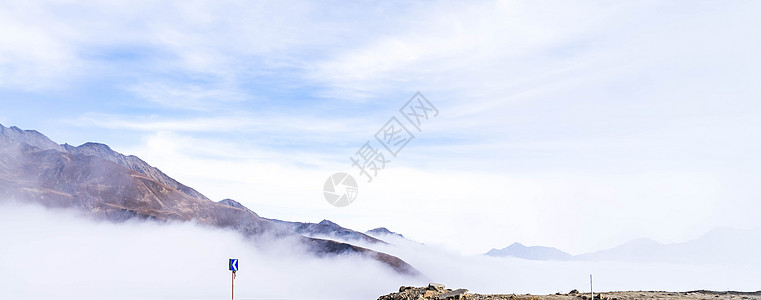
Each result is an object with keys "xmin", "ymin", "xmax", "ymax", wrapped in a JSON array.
[
  {"xmin": 0, "ymin": 0, "xmax": 418, "ymax": 96},
  {"xmin": 0, "ymin": 2, "xmax": 82, "ymax": 90},
  {"xmin": 70, "ymin": 112, "xmax": 376, "ymax": 146}
]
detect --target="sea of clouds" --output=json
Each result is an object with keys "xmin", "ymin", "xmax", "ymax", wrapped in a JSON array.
[
  {"xmin": 0, "ymin": 202, "xmax": 413, "ymax": 300},
  {"xmin": 2, "ymin": 202, "xmax": 760, "ymax": 300}
]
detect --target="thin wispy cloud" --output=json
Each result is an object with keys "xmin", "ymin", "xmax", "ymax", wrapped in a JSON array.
[
  {"xmin": 71, "ymin": 111, "xmax": 376, "ymax": 145},
  {"xmin": 127, "ymin": 82, "xmax": 248, "ymax": 111}
]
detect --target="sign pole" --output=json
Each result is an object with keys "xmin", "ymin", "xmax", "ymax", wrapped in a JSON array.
[{"xmin": 229, "ymin": 258, "xmax": 238, "ymax": 300}]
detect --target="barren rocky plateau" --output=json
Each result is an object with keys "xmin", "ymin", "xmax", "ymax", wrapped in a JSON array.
[{"xmin": 379, "ymin": 284, "xmax": 761, "ymax": 300}]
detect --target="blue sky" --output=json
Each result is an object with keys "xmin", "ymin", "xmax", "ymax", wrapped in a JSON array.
[{"xmin": 1, "ymin": 0, "xmax": 760, "ymax": 254}]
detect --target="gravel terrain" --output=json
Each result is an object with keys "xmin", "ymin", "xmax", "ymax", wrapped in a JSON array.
[{"xmin": 379, "ymin": 285, "xmax": 761, "ymax": 300}]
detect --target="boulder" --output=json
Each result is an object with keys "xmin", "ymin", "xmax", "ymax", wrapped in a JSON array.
[{"xmin": 437, "ymin": 288, "xmax": 468, "ymax": 300}]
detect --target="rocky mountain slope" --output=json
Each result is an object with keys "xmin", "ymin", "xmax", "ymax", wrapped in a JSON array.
[
  {"xmin": 62, "ymin": 141, "xmax": 210, "ymax": 202},
  {"xmin": 0, "ymin": 123, "xmax": 418, "ymax": 276}
]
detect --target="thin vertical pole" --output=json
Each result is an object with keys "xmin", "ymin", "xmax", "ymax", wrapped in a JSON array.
[
  {"xmin": 232, "ymin": 271, "xmax": 235, "ymax": 300},
  {"xmin": 590, "ymin": 274, "xmax": 593, "ymax": 300}
]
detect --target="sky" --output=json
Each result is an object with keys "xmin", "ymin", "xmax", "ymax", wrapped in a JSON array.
[{"xmin": 1, "ymin": 0, "xmax": 760, "ymax": 255}]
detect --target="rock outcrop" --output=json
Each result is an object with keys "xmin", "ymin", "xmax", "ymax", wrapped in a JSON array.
[{"xmin": 379, "ymin": 284, "xmax": 469, "ymax": 300}]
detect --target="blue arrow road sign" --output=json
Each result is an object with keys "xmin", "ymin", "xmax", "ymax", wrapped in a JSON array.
[{"xmin": 229, "ymin": 259, "xmax": 238, "ymax": 271}]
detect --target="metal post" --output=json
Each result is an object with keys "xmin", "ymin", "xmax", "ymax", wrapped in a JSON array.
[
  {"xmin": 232, "ymin": 271, "xmax": 235, "ymax": 300},
  {"xmin": 590, "ymin": 274, "xmax": 593, "ymax": 300}
]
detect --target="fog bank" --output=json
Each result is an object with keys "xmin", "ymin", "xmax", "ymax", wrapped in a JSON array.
[
  {"xmin": 0, "ymin": 202, "xmax": 412, "ymax": 300},
  {"xmin": 4, "ymin": 201, "xmax": 759, "ymax": 300}
]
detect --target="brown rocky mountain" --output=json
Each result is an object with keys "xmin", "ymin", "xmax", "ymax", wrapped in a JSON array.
[
  {"xmin": 62, "ymin": 142, "xmax": 210, "ymax": 202},
  {"xmin": 0, "ymin": 124, "xmax": 419, "ymax": 276}
]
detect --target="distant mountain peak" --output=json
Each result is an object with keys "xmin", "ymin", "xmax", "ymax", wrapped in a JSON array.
[
  {"xmin": 367, "ymin": 227, "xmax": 405, "ymax": 238},
  {"xmin": 77, "ymin": 141, "xmax": 113, "ymax": 151},
  {"xmin": 486, "ymin": 242, "xmax": 572, "ymax": 261},
  {"xmin": 318, "ymin": 219, "xmax": 339, "ymax": 227},
  {"xmin": 62, "ymin": 142, "xmax": 116, "ymax": 155}
]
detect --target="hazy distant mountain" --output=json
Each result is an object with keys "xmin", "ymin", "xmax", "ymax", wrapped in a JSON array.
[
  {"xmin": 576, "ymin": 227, "xmax": 761, "ymax": 264},
  {"xmin": 486, "ymin": 242, "xmax": 573, "ymax": 261},
  {"xmin": 574, "ymin": 238, "xmax": 662, "ymax": 262},
  {"xmin": 489, "ymin": 227, "xmax": 761, "ymax": 265},
  {"xmin": 0, "ymin": 123, "xmax": 418, "ymax": 276}
]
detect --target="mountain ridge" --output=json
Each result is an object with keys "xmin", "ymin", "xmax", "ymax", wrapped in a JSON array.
[
  {"xmin": 0, "ymin": 123, "xmax": 419, "ymax": 276},
  {"xmin": 266, "ymin": 218, "xmax": 387, "ymax": 245},
  {"xmin": 367, "ymin": 227, "xmax": 405, "ymax": 238}
]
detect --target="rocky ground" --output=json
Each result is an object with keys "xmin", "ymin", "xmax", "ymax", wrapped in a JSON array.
[{"xmin": 378, "ymin": 284, "xmax": 761, "ymax": 300}]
